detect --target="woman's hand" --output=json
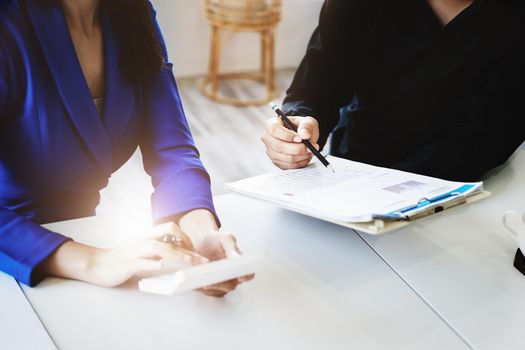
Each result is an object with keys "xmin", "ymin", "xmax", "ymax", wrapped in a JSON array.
[
  {"xmin": 86, "ymin": 238, "xmax": 207, "ymax": 288},
  {"xmin": 193, "ymin": 231, "xmax": 255, "ymax": 297},
  {"xmin": 177, "ymin": 209, "xmax": 255, "ymax": 297},
  {"xmin": 40, "ymin": 227, "xmax": 208, "ymax": 288},
  {"xmin": 261, "ymin": 116, "xmax": 320, "ymax": 170}
]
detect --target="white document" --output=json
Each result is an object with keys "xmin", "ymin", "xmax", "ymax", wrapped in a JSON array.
[
  {"xmin": 138, "ymin": 253, "xmax": 265, "ymax": 296},
  {"xmin": 226, "ymin": 156, "xmax": 483, "ymax": 223}
]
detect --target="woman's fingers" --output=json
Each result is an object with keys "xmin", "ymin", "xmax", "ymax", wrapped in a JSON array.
[
  {"xmin": 200, "ymin": 283, "xmax": 237, "ymax": 296},
  {"xmin": 147, "ymin": 222, "xmax": 195, "ymax": 250},
  {"xmin": 199, "ymin": 276, "xmax": 239, "ymax": 297},
  {"xmin": 128, "ymin": 258, "xmax": 163, "ymax": 275},
  {"xmin": 191, "ymin": 233, "xmax": 255, "ymax": 296},
  {"xmin": 199, "ymin": 288, "xmax": 228, "ymax": 298},
  {"xmin": 219, "ymin": 234, "xmax": 240, "ymax": 257},
  {"xmin": 128, "ymin": 240, "xmax": 208, "ymax": 265},
  {"xmin": 237, "ymin": 273, "xmax": 255, "ymax": 283},
  {"xmin": 147, "ymin": 222, "xmax": 180, "ymax": 239},
  {"xmin": 219, "ymin": 234, "xmax": 255, "ymax": 283}
]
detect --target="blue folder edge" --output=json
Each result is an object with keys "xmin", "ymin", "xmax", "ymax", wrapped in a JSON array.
[{"xmin": 387, "ymin": 184, "xmax": 478, "ymax": 218}]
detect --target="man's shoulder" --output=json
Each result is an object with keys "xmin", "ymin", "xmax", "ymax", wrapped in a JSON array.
[
  {"xmin": 322, "ymin": 0, "xmax": 392, "ymax": 24},
  {"xmin": 325, "ymin": 0, "xmax": 390, "ymax": 12}
]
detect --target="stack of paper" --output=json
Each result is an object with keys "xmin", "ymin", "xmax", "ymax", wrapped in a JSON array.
[{"xmin": 225, "ymin": 156, "xmax": 489, "ymax": 234}]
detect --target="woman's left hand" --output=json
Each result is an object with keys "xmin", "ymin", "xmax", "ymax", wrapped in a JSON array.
[
  {"xmin": 170, "ymin": 209, "xmax": 255, "ymax": 297},
  {"xmin": 189, "ymin": 231, "xmax": 253, "ymax": 297},
  {"xmin": 160, "ymin": 222, "xmax": 254, "ymax": 297}
]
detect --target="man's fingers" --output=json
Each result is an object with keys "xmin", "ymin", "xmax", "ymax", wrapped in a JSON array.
[
  {"xmin": 297, "ymin": 117, "xmax": 319, "ymax": 143},
  {"xmin": 265, "ymin": 117, "xmax": 298, "ymax": 142},
  {"xmin": 271, "ymin": 158, "xmax": 312, "ymax": 170},
  {"xmin": 261, "ymin": 134, "xmax": 309, "ymax": 156},
  {"xmin": 266, "ymin": 148, "xmax": 312, "ymax": 165},
  {"xmin": 263, "ymin": 116, "xmax": 321, "ymax": 170}
]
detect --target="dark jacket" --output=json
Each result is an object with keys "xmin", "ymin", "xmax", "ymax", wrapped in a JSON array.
[{"xmin": 283, "ymin": 0, "xmax": 525, "ymax": 181}]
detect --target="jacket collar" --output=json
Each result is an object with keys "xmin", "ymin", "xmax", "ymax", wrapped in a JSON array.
[
  {"xmin": 25, "ymin": 0, "xmax": 135, "ymax": 174},
  {"xmin": 100, "ymin": 7, "xmax": 136, "ymax": 146}
]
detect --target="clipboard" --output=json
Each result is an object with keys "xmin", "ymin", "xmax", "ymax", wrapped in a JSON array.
[
  {"xmin": 227, "ymin": 187, "xmax": 490, "ymax": 235},
  {"xmin": 225, "ymin": 156, "xmax": 491, "ymax": 235}
]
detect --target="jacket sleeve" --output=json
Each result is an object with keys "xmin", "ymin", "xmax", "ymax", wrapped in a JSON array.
[
  {"xmin": 282, "ymin": 0, "xmax": 361, "ymax": 147},
  {"xmin": 392, "ymin": 42, "xmax": 525, "ymax": 182},
  {"xmin": 0, "ymin": 208, "xmax": 70, "ymax": 286},
  {"xmin": 140, "ymin": 5, "xmax": 217, "ymax": 224},
  {"xmin": 0, "ymin": 45, "xmax": 70, "ymax": 286}
]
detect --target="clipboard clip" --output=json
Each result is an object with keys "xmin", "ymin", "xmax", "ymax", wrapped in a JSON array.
[
  {"xmin": 368, "ymin": 191, "xmax": 468, "ymax": 227},
  {"xmin": 400, "ymin": 192, "xmax": 467, "ymax": 222}
]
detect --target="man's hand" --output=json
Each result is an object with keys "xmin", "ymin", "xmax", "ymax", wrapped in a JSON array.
[{"xmin": 261, "ymin": 116, "xmax": 320, "ymax": 169}]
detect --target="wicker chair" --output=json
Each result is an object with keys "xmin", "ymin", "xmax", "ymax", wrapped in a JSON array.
[{"xmin": 201, "ymin": 0, "xmax": 282, "ymax": 106}]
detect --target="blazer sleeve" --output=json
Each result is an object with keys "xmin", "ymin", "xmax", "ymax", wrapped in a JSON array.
[
  {"xmin": 0, "ymin": 46, "xmax": 70, "ymax": 286},
  {"xmin": 140, "ymin": 5, "xmax": 217, "ymax": 224},
  {"xmin": 0, "ymin": 208, "xmax": 70, "ymax": 286},
  {"xmin": 392, "ymin": 42, "xmax": 525, "ymax": 182}
]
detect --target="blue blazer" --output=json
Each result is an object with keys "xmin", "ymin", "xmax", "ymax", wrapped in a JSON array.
[{"xmin": 0, "ymin": 0, "xmax": 216, "ymax": 286}]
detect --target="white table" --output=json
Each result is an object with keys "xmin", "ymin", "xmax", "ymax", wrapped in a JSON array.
[
  {"xmin": 0, "ymin": 272, "xmax": 55, "ymax": 350},
  {"xmin": 358, "ymin": 150, "xmax": 525, "ymax": 349},
  {"xmin": 18, "ymin": 196, "xmax": 468, "ymax": 350}
]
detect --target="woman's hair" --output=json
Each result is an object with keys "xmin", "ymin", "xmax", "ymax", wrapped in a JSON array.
[
  {"xmin": 105, "ymin": 0, "xmax": 165, "ymax": 83},
  {"xmin": 41, "ymin": 0, "xmax": 165, "ymax": 83}
]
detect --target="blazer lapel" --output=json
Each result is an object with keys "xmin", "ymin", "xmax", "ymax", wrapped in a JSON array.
[
  {"xmin": 100, "ymin": 8, "xmax": 136, "ymax": 144},
  {"xmin": 25, "ymin": 0, "xmax": 112, "ymax": 174}
]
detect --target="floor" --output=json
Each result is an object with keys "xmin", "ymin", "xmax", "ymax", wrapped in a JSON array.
[
  {"xmin": 97, "ymin": 69, "xmax": 296, "ymax": 217},
  {"xmin": 179, "ymin": 69, "xmax": 297, "ymax": 193}
]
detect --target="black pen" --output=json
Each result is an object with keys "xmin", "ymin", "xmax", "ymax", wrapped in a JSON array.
[{"xmin": 270, "ymin": 102, "xmax": 335, "ymax": 173}]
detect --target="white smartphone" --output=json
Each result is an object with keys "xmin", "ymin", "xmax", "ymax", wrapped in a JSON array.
[{"xmin": 138, "ymin": 253, "xmax": 265, "ymax": 295}]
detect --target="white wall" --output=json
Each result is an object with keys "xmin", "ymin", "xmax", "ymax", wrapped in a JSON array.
[{"xmin": 151, "ymin": 0, "xmax": 324, "ymax": 78}]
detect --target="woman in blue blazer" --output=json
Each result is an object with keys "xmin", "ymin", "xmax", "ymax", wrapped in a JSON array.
[{"xmin": 0, "ymin": 0, "xmax": 250, "ymax": 296}]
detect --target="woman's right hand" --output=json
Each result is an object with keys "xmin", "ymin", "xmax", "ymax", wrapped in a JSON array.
[
  {"xmin": 41, "ymin": 230, "xmax": 208, "ymax": 288},
  {"xmin": 261, "ymin": 116, "xmax": 321, "ymax": 170}
]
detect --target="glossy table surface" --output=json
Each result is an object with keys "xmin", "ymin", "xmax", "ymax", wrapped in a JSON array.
[
  {"xmin": 357, "ymin": 150, "xmax": 525, "ymax": 349},
  {"xmin": 11, "ymin": 150, "xmax": 525, "ymax": 350},
  {"xmin": 16, "ymin": 196, "xmax": 467, "ymax": 350},
  {"xmin": 0, "ymin": 272, "xmax": 55, "ymax": 350}
]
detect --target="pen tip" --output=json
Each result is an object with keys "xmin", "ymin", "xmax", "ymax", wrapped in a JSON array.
[
  {"xmin": 269, "ymin": 102, "xmax": 277, "ymax": 110},
  {"xmin": 327, "ymin": 164, "xmax": 335, "ymax": 173}
]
